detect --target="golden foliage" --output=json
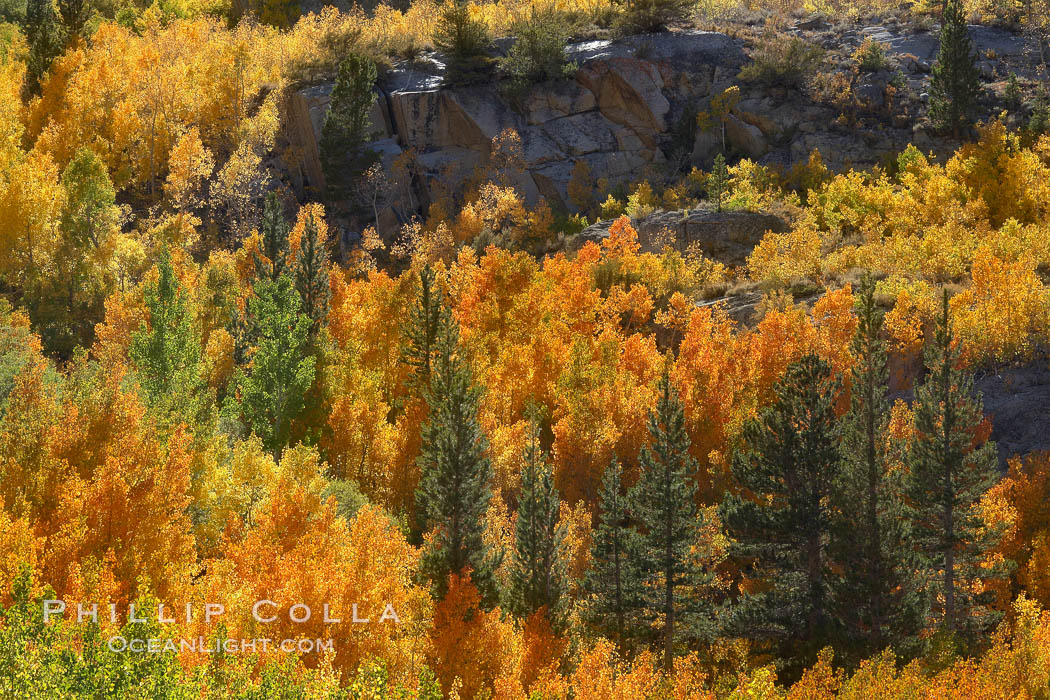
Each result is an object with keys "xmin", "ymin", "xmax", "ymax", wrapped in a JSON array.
[
  {"xmin": 209, "ymin": 449, "xmax": 432, "ymax": 677},
  {"xmin": 428, "ymin": 573, "xmax": 522, "ymax": 698}
]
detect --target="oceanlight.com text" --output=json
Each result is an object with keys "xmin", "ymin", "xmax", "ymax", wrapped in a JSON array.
[{"xmin": 106, "ymin": 636, "xmax": 336, "ymax": 654}]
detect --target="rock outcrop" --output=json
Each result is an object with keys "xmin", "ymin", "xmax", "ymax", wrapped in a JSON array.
[
  {"xmin": 283, "ymin": 31, "xmax": 748, "ymax": 209},
  {"xmin": 573, "ymin": 207, "xmax": 790, "ymax": 267},
  {"xmin": 278, "ymin": 23, "xmax": 1041, "ymax": 219}
]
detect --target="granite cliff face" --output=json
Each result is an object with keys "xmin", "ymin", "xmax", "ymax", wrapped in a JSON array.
[
  {"xmin": 279, "ymin": 23, "xmax": 1040, "ymax": 223},
  {"xmin": 283, "ymin": 31, "xmax": 747, "ymax": 211}
]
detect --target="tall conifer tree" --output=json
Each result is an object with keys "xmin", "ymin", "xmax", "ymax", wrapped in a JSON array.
[
  {"xmin": 130, "ymin": 250, "xmax": 206, "ymax": 433},
  {"xmin": 632, "ymin": 369, "xmax": 713, "ymax": 671},
  {"xmin": 401, "ymin": 265, "xmax": 446, "ymax": 392},
  {"xmin": 253, "ymin": 193, "xmax": 290, "ymax": 282},
  {"xmin": 319, "ymin": 53, "xmax": 378, "ymax": 199},
  {"xmin": 416, "ymin": 310, "xmax": 501, "ymax": 606},
  {"xmin": 507, "ymin": 422, "xmax": 566, "ymax": 624},
  {"xmin": 929, "ymin": 0, "xmax": 981, "ymax": 137},
  {"xmin": 721, "ymin": 354, "xmax": 841, "ymax": 671},
  {"xmin": 582, "ymin": 459, "xmax": 644, "ymax": 655},
  {"xmin": 834, "ymin": 275, "xmax": 919, "ymax": 660},
  {"xmin": 904, "ymin": 291, "xmax": 1006, "ymax": 647},
  {"xmin": 23, "ymin": 0, "xmax": 65, "ymax": 95},
  {"xmin": 293, "ymin": 213, "xmax": 330, "ymax": 336}
]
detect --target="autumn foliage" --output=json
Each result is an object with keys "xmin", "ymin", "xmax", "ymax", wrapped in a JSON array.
[{"xmin": 4, "ymin": 4, "xmax": 1050, "ymax": 696}]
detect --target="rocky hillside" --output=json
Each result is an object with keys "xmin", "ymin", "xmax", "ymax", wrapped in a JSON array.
[{"xmin": 279, "ymin": 19, "xmax": 1043, "ymax": 231}]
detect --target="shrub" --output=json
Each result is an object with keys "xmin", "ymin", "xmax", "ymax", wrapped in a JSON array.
[
  {"xmin": 624, "ymin": 181, "xmax": 659, "ymax": 218},
  {"xmin": 500, "ymin": 6, "xmax": 577, "ymax": 86},
  {"xmin": 433, "ymin": 0, "xmax": 493, "ymax": 85},
  {"xmin": 739, "ymin": 33, "xmax": 824, "ymax": 88},
  {"xmin": 600, "ymin": 194, "xmax": 625, "ymax": 219},
  {"xmin": 852, "ymin": 38, "xmax": 892, "ymax": 73},
  {"xmin": 613, "ymin": 0, "xmax": 694, "ymax": 35},
  {"xmin": 811, "ymin": 70, "xmax": 857, "ymax": 122}
]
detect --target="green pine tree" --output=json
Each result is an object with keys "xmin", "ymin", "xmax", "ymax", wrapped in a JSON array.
[
  {"xmin": 415, "ymin": 309, "xmax": 502, "ymax": 606},
  {"xmin": 228, "ymin": 275, "xmax": 316, "ymax": 460},
  {"xmin": 582, "ymin": 458, "xmax": 645, "ymax": 656},
  {"xmin": 130, "ymin": 250, "xmax": 207, "ymax": 433},
  {"xmin": 833, "ymin": 275, "xmax": 919, "ymax": 661},
  {"xmin": 632, "ymin": 369, "xmax": 714, "ymax": 671},
  {"xmin": 253, "ymin": 192, "xmax": 290, "ymax": 282},
  {"xmin": 708, "ymin": 153, "xmax": 729, "ymax": 213},
  {"xmin": 433, "ymin": 0, "xmax": 493, "ymax": 85},
  {"xmin": 23, "ymin": 0, "xmax": 65, "ymax": 95},
  {"xmin": 56, "ymin": 0, "xmax": 87, "ymax": 37},
  {"xmin": 721, "ymin": 353, "xmax": 842, "ymax": 672},
  {"xmin": 507, "ymin": 421, "xmax": 567, "ymax": 625},
  {"xmin": 319, "ymin": 53, "xmax": 378, "ymax": 200},
  {"xmin": 903, "ymin": 290, "xmax": 1007, "ymax": 649},
  {"xmin": 929, "ymin": 0, "xmax": 981, "ymax": 137},
  {"xmin": 28, "ymin": 147, "xmax": 117, "ymax": 356},
  {"xmin": 1004, "ymin": 71, "xmax": 1022, "ymax": 109},
  {"xmin": 293, "ymin": 213, "xmax": 330, "ymax": 337},
  {"xmin": 400, "ymin": 265, "xmax": 447, "ymax": 392}
]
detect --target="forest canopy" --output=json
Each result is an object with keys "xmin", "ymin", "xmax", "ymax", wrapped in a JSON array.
[{"xmin": 3, "ymin": 0, "xmax": 1050, "ymax": 697}]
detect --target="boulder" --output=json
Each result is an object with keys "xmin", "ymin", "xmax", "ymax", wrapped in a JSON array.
[
  {"xmin": 541, "ymin": 112, "xmax": 622, "ymax": 156},
  {"xmin": 854, "ymin": 72, "xmax": 891, "ymax": 110},
  {"xmin": 280, "ymin": 32, "xmax": 751, "ymax": 208},
  {"xmin": 370, "ymin": 138, "xmax": 404, "ymax": 170},
  {"xmin": 902, "ymin": 53, "xmax": 932, "ymax": 73},
  {"xmin": 724, "ymin": 114, "xmax": 768, "ymax": 159},
  {"xmin": 530, "ymin": 148, "xmax": 656, "ymax": 210},
  {"xmin": 688, "ymin": 209, "xmax": 789, "ymax": 264},
  {"xmin": 568, "ymin": 208, "xmax": 790, "ymax": 266},
  {"xmin": 678, "ymin": 209, "xmax": 790, "ymax": 264},
  {"xmin": 531, "ymin": 161, "xmax": 574, "ymax": 209},
  {"xmin": 859, "ymin": 25, "xmax": 895, "ymax": 44},
  {"xmin": 276, "ymin": 24, "xmax": 985, "ymax": 217},
  {"xmin": 796, "ymin": 15, "xmax": 830, "ymax": 31},
  {"xmin": 974, "ymin": 363, "xmax": 1050, "ymax": 468},
  {"xmin": 969, "ymin": 24, "xmax": 1029, "ymax": 59},
  {"xmin": 445, "ymin": 86, "xmax": 524, "ymax": 143},
  {"xmin": 691, "ymin": 127, "xmax": 721, "ymax": 166},
  {"xmin": 619, "ymin": 30, "xmax": 747, "ymax": 67},
  {"xmin": 518, "ymin": 126, "xmax": 565, "ymax": 167},
  {"xmin": 887, "ymin": 32, "xmax": 939, "ymax": 62},
  {"xmin": 284, "ymin": 87, "xmax": 326, "ymax": 191}
]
